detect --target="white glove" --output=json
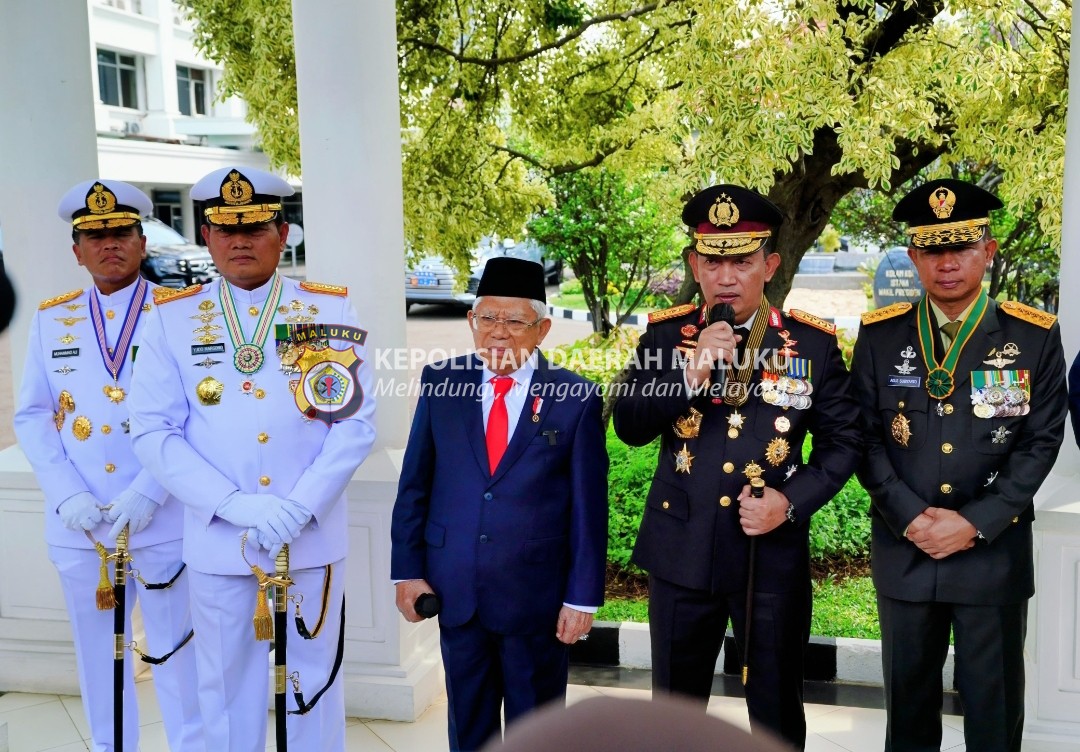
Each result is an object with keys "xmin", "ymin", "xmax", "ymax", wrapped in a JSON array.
[
  {"xmin": 106, "ymin": 489, "xmax": 158, "ymax": 539},
  {"xmin": 217, "ymin": 493, "xmax": 312, "ymax": 547},
  {"xmin": 58, "ymin": 492, "xmax": 104, "ymax": 532}
]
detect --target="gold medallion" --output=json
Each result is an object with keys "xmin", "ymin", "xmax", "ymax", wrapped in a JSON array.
[
  {"xmin": 774, "ymin": 416, "xmax": 791, "ymax": 433},
  {"xmin": 290, "ymin": 299, "xmax": 304, "ymax": 311},
  {"xmin": 891, "ymin": 413, "xmax": 911, "ymax": 447},
  {"xmin": 674, "ymin": 444, "xmax": 694, "ymax": 474},
  {"xmin": 765, "ymin": 437, "xmax": 790, "ymax": 466},
  {"xmin": 248, "ymin": 306, "xmax": 260, "ymax": 316},
  {"xmin": 743, "ymin": 461, "xmax": 764, "ymax": 480},
  {"xmin": 58, "ymin": 390, "xmax": 75, "ymax": 414},
  {"xmin": 674, "ymin": 408, "xmax": 703, "ymax": 439},
  {"xmin": 103, "ymin": 384, "xmax": 125, "ymax": 404},
  {"xmin": 254, "ymin": 388, "xmax": 267, "ymax": 399},
  {"xmin": 974, "ymin": 403, "xmax": 995, "ymax": 419},
  {"xmin": 278, "ymin": 305, "xmax": 290, "ymax": 315},
  {"xmin": 199, "ymin": 300, "xmax": 216, "ymax": 311},
  {"xmin": 196, "ymin": 376, "xmax": 225, "ymax": 406},
  {"xmin": 72, "ymin": 416, "xmax": 92, "ymax": 441},
  {"xmin": 105, "ymin": 310, "xmax": 115, "ymax": 320}
]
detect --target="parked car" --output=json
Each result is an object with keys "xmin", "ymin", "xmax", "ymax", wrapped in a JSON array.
[
  {"xmin": 404, "ymin": 255, "xmax": 477, "ymax": 312},
  {"xmin": 141, "ymin": 218, "xmax": 219, "ymax": 288},
  {"xmin": 469, "ymin": 238, "xmax": 562, "ymax": 290}
]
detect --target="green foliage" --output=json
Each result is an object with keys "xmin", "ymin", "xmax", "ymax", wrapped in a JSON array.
[
  {"xmin": 811, "ymin": 576, "xmax": 881, "ymax": 640},
  {"xmin": 596, "ymin": 598, "xmax": 649, "ymax": 624},
  {"xmin": 529, "ymin": 170, "xmax": 683, "ymax": 334},
  {"xmin": 809, "ymin": 474, "xmax": 872, "ymax": 562},
  {"xmin": 181, "ymin": 0, "xmax": 1068, "ymax": 306},
  {"xmin": 819, "ymin": 224, "xmax": 842, "ymax": 253},
  {"xmin": 546, "ymin": 326, "xmax": 640, "ymax": 395},
  {"xmin": 603, "ymin": 427, "xmax": 657, "ymax": 573}
]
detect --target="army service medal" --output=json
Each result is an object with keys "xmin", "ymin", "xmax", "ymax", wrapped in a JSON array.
[
  {"xmin": 774, "ymin": 416, "xmax": 790, "ymax": 433},
  {"xmin": 103, "ymin": 384, "xmax": 126, "ymax": 404},
  {"xmin": 196, "ymin": 376, "xmax": 225, "ymax": 406},
  {"xmin": 917, "ymin": 292, "xmax": 988, "ymax": 401},
  {"xmin": 765, "ymin": 437, "xmax": 790, "ymax": 466},
  {"xmin": 674, "ymin": 444, "xmax": 694, "ymax": 474},
  {"xmin": 674, "ymin": 408, "xmax": 703, "ymax": 439},
  {"xmin": 219, "ymin": 275, "xmax": 283, "ymax": 376}
]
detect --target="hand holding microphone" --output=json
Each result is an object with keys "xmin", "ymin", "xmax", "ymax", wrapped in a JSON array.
[{"xmin": 685, "ymin": 303, "xmax": 737, "ymax": 392}]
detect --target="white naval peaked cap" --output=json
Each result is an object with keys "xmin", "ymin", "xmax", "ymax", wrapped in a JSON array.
[
  {"xmin": 192, "ymin": 166, "xmax": 294, "ymax": 226},
  {"xmin": 57, "ymin": 179, "xmax": 153, "ymax": 229}
]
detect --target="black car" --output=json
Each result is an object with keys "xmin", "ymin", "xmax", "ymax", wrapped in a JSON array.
[{"xmin": 141, "ymin": 218, "xmax": 219, "ymax": 288}]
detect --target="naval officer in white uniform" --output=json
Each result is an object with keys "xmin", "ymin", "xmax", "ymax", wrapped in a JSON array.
[
  {"xmin": 14, "ymin": 180, "xmax": 203, "ymax": 752},
  {"xmin": 129, "ymin": 166, "xmax": 376, "ymax": 752}
]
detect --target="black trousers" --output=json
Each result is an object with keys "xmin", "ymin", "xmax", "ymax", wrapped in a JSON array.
[
  {"xmin": 877, "ymin": 594, "xmax": 1028, "ymax": 752},
  {"xmin": 648, "ymin": 575, "xmax": 812, "ymax": 750},
  {"xmin": 440, "ymin": 614, "xmax": 570, "ymax": 751}
]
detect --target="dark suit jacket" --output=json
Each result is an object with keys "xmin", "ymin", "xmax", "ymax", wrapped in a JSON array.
[
  {"xmin": 852, "ymin": 297, "xmax": 1067, "ymax": 605},
  {"xmin": 1069, "ymin": 351, "xmax": 1080, "ymax": 451},
  {"xmin": 612, "ymin": 302, "xmax": 861, "ymax": 594},
  {"xmin": 391, "ymin": 353, "xmax": 609, "ymax": 634}
]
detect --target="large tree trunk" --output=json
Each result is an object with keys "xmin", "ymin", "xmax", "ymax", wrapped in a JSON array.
[{"xmin": 764, "ymin": 128, "xmax": 948, "ymax": 306}]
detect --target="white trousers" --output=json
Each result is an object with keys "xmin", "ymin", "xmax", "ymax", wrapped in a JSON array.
[
  {"xmin": 50, "ymin": 540, "xmax": 202, "ymax": 752},
  {"xmin": 188, "ymin": 560, "xmax": 346, "ymax": 752}
]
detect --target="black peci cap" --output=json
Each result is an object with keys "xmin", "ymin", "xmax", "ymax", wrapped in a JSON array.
[{"xmin": 475, "ymin": 257, "xmax": 547, "ymax": 303}]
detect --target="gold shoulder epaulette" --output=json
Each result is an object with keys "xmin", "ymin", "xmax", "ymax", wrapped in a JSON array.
[
  {"xmin": 789, "ymin": 309, "xmax": 836, "ymax": 335},
  {"xmin": 300, "ymin": 281, "xmax": 348, "ymax": 297},
  {"xmin": 1001, "ymin": 300, "xmax": 1056, "ymax": 329},
  {"xmin": 648, "ymin": 303, "xmax": 697, "ymax": 324},
  {"xmin": 153, "ymin": 284, "xmax": 204, "ymax": 305},
  {"xmin": 38, "ymin": 289, "xmax": 83, "ymax": 310},
  {"xmin": 861, "ymin": 302, "xmax": 913, "ymax": 326}
]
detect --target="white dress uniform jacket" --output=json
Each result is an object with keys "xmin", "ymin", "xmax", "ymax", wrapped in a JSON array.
[
  {"xmin": 128, "ymin": 274, "xmax": 377, "ymax": 575},
  {"xmin": 15, "ymin": 279, "xmax": 182, "ymax": 546}
]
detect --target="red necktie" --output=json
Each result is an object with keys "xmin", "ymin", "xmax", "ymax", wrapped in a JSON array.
[{"xmin": 486, "ymin": 376, "xmax": 514, "ymax": 474}]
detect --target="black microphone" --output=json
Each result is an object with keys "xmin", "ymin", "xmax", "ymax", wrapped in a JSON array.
[
  {"xmin": 414, "ymin": 592, "xmax": 441, "ymax": 619},
  {"xmin": 707, "ymin": 303, "xmax": 735, "ymax": 395}
]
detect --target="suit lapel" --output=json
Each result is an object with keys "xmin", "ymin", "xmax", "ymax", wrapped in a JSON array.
[
  {"xmin": 490, "ymin": 353, "xmax": 550, "ymax": 483},
  {"xmin": 462, "ymin": 355, "xmax": 491, "ymax": 476}
]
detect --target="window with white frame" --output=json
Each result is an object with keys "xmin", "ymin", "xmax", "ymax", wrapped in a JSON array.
[
  {"xmin": 97, "ymin": 49, "xmax": 139, "ymax": 109},
  {"xmin": 177, "ymin": 65, "xmax": 209, "ymax": 116},
  {"xmin": 96, "ymin": 0, "xmax": 143, "ymax": 13}
]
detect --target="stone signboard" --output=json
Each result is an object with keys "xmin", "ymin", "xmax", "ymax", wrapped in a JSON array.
[{"xmin": 873, "ymin": 248, "xmax": 924, "ymax": 309}]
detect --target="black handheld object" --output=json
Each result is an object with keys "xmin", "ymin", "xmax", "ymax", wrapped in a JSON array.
[
  {"xmin": 414, "ymin": 592, "xmax": 441, "ymax": 619},
  {"xmin": 707, "ymin": 303, "xmax": 736, "ymax": 392},
  {"xmin": 750, "ymin": 477, "xmax": 766, "ymax": 498}
]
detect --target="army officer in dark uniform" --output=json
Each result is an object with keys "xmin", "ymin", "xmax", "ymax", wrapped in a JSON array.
[
  {"xmin": 852, "ymin": 179, "xmax": 1067, "ymax": 752},
  {"xmin": 613, "ymin": 185, "xmax": 861, "ymax": 750}
]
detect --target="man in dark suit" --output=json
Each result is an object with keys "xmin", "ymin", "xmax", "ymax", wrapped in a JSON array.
[
  {"xmin": 1069, "ymin": 352, "xmax": 1080, "ymax": 450},
  {"xmin": 852, "ymin": 179, "xmax": 1068, "ymax": 752},
  {"xmin": 391, "ymin": 257, "xmax": 609, "ymax": 751},
  {"xmin": 612, "ymin": 185, "xmax": 861, "ymax": 750}
]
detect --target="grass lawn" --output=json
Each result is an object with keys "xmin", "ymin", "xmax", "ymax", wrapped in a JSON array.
[
  {"xmin": 549, "ymin": 293, "xmax": 587, "ymax": 310},
  {"xmin": 597, "ymin": 576, "xmax": 881, "ymax": 640}
]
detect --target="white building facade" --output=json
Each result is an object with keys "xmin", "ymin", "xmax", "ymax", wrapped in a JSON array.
[{"xmin": 87, "ymin": 0, "xmax": 302, "ymax": 241}]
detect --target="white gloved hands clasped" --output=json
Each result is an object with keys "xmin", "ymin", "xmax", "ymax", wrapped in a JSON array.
[
  {"xmin": 58, "ymin": 491, "xmax": 104, "ymax": 532},
  {"xmin": 218, "ymin": 492, "xmax": 312, "ymax": 557},
  {"xmin": 106, "ymin": 489, "xmax": 158, "ymax": 539}
]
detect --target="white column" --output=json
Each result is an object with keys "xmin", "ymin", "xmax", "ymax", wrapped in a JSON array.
[
  {"xmin": 0, "ymin": 0, "xmax": 100, "ymax": 694},
  {"xmin": 291, "ymin": 0, "xmax": 442, "ymax": 721},
  {"xmin": 1025, "ymin": 0, "xmax": 1080, "ymax": 741}
]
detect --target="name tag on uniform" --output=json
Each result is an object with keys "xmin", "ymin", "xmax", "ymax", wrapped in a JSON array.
[
  {"xmin": 51, "ymin": 348, "xmax": 80, "ymax": 359},
  {"xmin": 192, "ymin": 344, "xmax": 227, "ymax": 355},
  {"xmin": 887, "ymin": 375, "xmax": 921, "ymax": 388}
]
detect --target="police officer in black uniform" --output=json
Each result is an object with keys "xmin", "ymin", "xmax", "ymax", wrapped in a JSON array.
[
  {"xmin": 613, "ymin": 185, "xmax": 861, "ymax": 750},
  {"xmin": 852, "ymin": 179, "xmax": 1067, "ymax": 752}
]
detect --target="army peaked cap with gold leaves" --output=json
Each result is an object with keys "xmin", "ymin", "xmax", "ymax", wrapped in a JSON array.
[
  {"xmin": 892, "ymin": 178, "xmax": 1003, "ymax": 249},
  {"xmin": 192, "ymin": 166, "xmax": 294, "ymax": 226},
  {"xmin": 682, "ymin": 184, "xmax": 784, "ymax": 257}
]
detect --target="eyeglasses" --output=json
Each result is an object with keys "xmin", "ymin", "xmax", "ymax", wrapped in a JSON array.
[{"xmin": 470, "ymin": 313, "xmax": 543, "ymax": 335}]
